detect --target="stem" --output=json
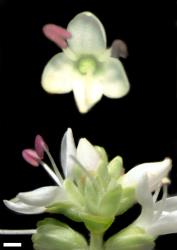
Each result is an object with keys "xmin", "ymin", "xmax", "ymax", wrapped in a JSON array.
[
  {"xmin": 0, "ymin": 229, "xmax": 37, "ymax": 235},
  {"xmin": 89, "ymin": 232, "xmax": 103, "ymax": 250}
]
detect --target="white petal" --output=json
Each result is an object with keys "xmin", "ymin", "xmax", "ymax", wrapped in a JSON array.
[
  {"xmin": 67, "ymin": 12, "xmax": 106, "ymax": 56},
  {"xmin": 17, "ymin": 186, "xmax": 61, "ymax": 206},
  {"xmin": 41, "ymin": 52, "xmax": 75, "ymax": 93},
  {"xmin": 72, "ymin": 75, "xmax": 103, "ymax": 113},
  {"xmin": 99, "ymin": 58, "xmax": 130, "ymax": 98},
  {"xmin": 60, "ymin": 128, "xmax": 77, "ymax": 177},
  {"xmin": 3, "ymin": 199, "xmax": 45, "ymax": 214},
  {"xmin": 149, "ymin": 211, "xmax": 177, "ymax": 236},
  {"xmin": 135, "ymin": 174, "xmax": 154, "ymax": 226},
  {"xmin": 77, "ymin": 138, "xmax": 101, "ymax": 171},
  {"xmin": 122, "ymin": 158, "xmax": 172, "ymax": 191},
  {"xmin": 136, "ymin": 174, "xmax": 153, "ymax": 208}
]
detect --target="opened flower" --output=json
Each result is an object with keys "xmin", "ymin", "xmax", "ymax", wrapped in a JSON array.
[
  {"xmin": 133, "ymin": 173, "xmax": 177, "ymax": 238},
  {"xmin": 3, "ymin": 128, "xmax": 103, "ymax": 215},
  {"xmin": 42, "ymin": 12, "xmax": 130, "ymax": 113},
  {"xmin": 120, "ymin": 157, "xmax": 172, "ymax": 191}
]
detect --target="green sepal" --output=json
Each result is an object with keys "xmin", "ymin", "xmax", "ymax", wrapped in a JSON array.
[
  {"xmin": 96, "ymin": 161, "xmax": 110, "ymax": 189},
  {"xmin": 108, "ymin": 156, "xmax": 124, "ymax": 180},
  {"xmin": 84, "ymin": 177, "xmax": 99, "ymax": 214},
  {"xmin": 81, "ymin": 212, "xmax": 114, "ymax": 234},
  {"xmin": 116, "ymin": 186, "xmax": 135, "ymax": 215},
  {"xmin": 94, "ymin": 146, "xmax": 108, "ymax": 164},
  {"xmin": 32, "ymin": 218, "xmax": 88, "ymax": 250},
  {"xmin": 46, "ymin": 204, "xmax": 82, "ymax": 222},
  {"xmin": 99, "ymin": 185, "xmax": 122, "ymax": 216},
  {"xmin": 62, "ymin": 207, "xmax": 83, "ymax": 222},
  {"xmin": 64, "ymin": 179, "xmax": 84, "ymax": 206},
  {"xmin": 46, "ymin": 202, "xmax": 72, "ymax": 212},
  {"xmin": 104, "ymin": 225, "xmax": 155, "ymax": 250}
]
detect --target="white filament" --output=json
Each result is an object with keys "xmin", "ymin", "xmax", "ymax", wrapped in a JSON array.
[
  {"xmin": 41, "ymin": 162, "xmax": 61, "ymax": 186},
  {"xmin": 44, "ymin": 148, "xmax": 63, "ymax": 185}
]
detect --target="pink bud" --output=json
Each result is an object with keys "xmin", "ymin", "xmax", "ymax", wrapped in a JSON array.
[
  {"xmin": 42, "ymin": 24, "xmax": 71, "ymax": 49},
  {"xmin": 22, "ymin": 149, "xmax": 41, "ymax": 167},
  {"xmin": 35, "ymin": 135, "xmax": 48, "ymax": 159}
]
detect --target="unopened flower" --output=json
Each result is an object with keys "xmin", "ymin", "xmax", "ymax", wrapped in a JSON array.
[
  {"xmin": 42, "ymin": 12, "xmax": 130, "ymax": 113},
  {"xmin": 32, "ymin": 218, "xmax": 88, "ymax": 250}
]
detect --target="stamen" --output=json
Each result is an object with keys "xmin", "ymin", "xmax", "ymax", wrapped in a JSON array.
[
  {"xmin": 35, "ymin": 135, "xmax": 48, "ymax": 159},
  {"xmin": 153, "ymin": 184, "xmax": 161, "ymax": 203},
  {"xmin": 0, "ymin": 229, "xmax": 36, "ymax": 235},
  {"xmin": 153, "ymin": 178, "xmax": 170, "ymax": 220},
  {"xmin": 44, "ymin": 148, "xmax": 64, "ymax": 185},
  {"xmin": 162, "ymin": 177, "xmax": 171, "ymax": 185},
  {"xmin": 22, "ymin": 149, "xmax": 41, "ymax": 167},
  {"xmin": 41, "ymin": 161, "xmax": 61, "ymax": 186}
]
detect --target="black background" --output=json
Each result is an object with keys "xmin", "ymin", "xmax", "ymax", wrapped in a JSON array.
[{"xmin": 0, "ymin": 0, "xmax": 176, "ymax": 249}]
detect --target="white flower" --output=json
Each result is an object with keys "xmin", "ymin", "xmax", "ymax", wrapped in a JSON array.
[
  {"xmin": 4, "ymin": 128, "xmax": 101, "ymax": 214},
  {"xmin": 120, "ymin": 157, "xmax": 172, "ymax": 191},
  {"xmin": 42, "ymin": 12, "xmax": 130, "ymax": 113},
  {"xmin": 133, "ymin": 173, "xmax": 177, "ymax": 238}
]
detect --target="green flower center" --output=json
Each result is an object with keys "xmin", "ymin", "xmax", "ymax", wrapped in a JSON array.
[{"xmin": 77, "ymin": 56, "xmax": 97, "ymax": 75}]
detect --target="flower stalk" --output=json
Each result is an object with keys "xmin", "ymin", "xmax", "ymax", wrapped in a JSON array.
[{"xmin": 89, "ymin": 233, "xmax": 103, "ymax": 250}]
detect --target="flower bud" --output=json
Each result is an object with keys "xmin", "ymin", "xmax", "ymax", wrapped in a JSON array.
[
  {"xmin": 32, "ymin": 218, "xmax": 88, "ymax": 250},
  {"xmin": 104, "ymin": 225, "xmax": 155, "ymax": 250}
]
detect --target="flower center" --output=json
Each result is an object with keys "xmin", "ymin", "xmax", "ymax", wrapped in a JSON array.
[{"xmin": 77, "ymin": 56, "xmax": 97, "ymax": 75}]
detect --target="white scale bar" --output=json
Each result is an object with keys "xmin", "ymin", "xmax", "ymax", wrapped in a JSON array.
[{"xmin": 3, "ymin": 243, "xmax": 22, "ymax": 247}]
